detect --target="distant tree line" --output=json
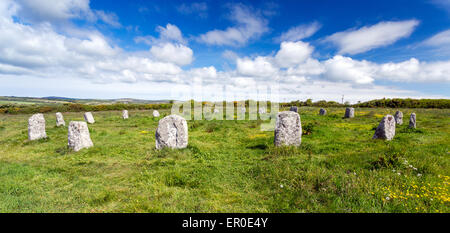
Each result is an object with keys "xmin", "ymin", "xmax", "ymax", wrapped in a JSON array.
[
  {"xmin": 0, "ymin": 98, "xmax": 448, "ymax": 114},
  {"xmin": 0, "ymin": 103, "xmax": 172, "ymax": 114},
  {"xmin": 353, "ymin": 98, "xmax": 450, "ymax": 109}
]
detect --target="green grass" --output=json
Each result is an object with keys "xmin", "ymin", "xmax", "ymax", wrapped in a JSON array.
[{"xmin": 0, "ymin": 107, "xmax": 449, "ymax": 213}]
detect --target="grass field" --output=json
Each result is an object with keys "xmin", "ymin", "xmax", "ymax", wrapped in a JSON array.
[{"xmin": 0, "ymin": 107, "xmax": 448, "ymax": 213}]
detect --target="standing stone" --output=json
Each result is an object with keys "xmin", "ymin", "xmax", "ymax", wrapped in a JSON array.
[
  {"xmin": 274, "ymin": 111, "xmax": 302, "ymax": 147},
  {"xmin": 84, "ymin": 112, "xmax": 95, "ymax": 124},
  {"xmin": 122, "ymin": 110, "xmax": 129, "ymax": 119},
  {"xmin": 289, "ymin": 106, "xmax": 298, "ymax": 112},
  {"xmin": 373, "ymin": 115, "xmax": 396, "ymax": 140},
  {"xmin": 153, "ymin": 110, "xmax": 160, "ymax": 117},
  {"xmin": 394, "ymin": 111, "xmax": 403, "ymax": 125},
  {"xmin": 319, "ymin": 108, "xmax": 327, "ymax": 115},
  {"xmin": 68, "ymin": 121, "xmax": 93, "ymax": 152},
  {"xmin": 56, "ymin": 112, "xmax": 65, "ymax": 127},
  {"xmin": 344, "ymin": 107, "xmax": 354, "ymax": 118},
  {"xmin": 155, "ymin": 114, "xmax": 188, "ymax": 149},
  {"xmin": 28, "ymin": 113, "xmax": 47, "ymax": 141},
  {"xmin": 409, "ymin": 113, "xmax": 416, "ymax": 129}
]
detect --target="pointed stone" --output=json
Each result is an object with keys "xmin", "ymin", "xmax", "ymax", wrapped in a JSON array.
[
  {"xmin": 394, "ymin": 111, "xmax": 403, "ymax": 125},
  {"xmin": 122, "ymin": 110, "xmax": 129, "ymax": 119},
  {"xmin": 56, "ymin": 112, "xmax": 65, "ymax": 127},
  {"xmin": 68, "ymin": 121, "xmax": 93, "ymax": 152},
  {"xmin": 409, "ymin": 113, "xmax": 416, "ymax": 128},
  {"xmin": 289, "ymin": 106, "xmax": 298, "ymax": 112},
  {"xmin": 84, "ymin": 112, "xmax": 95, "ymax": 124},
  {"xmin": 28, "ymin": 113, "xmax": 47, "ymax": 141},
  {"xmin": 373, "ymin": 115, "xmax": 396, "ymax": 140},
  {"xmin": 274, "ymin": 111, "xmax": 302, "ymax": 147},
  {"xmin": 345, "ymin": 107, "xmax": 354, "ymax": 118},
  {"xmin": 155, "ymin": 115, "xmax": 188, "ymax": 149}
]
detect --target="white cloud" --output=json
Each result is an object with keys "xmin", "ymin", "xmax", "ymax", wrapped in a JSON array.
[
  {"xmin": 422, "ymin": 29, "xmax": 450, "ymax": 47},
  {"xmin": 322, "ymin": 55, "xmax": 375, "ymax": 84},
  {"xmin": 176, "ymin": 2, "xmax": 208, "ymax": 18},
  {"xmin": 15, "ymin": 0, "xmax": 120, "ymax": 27},
  {"xmin": 275, "ymin": 22, "xmax": 321, "ymax": 42},
  {"xmin": 236, "ymin": 56, "xmax": 278, "ymax": 77},
  {"xmin": 325, "ymin": 20, "xmax": 419, "ymax": 54},
  {"xmin": 197, "ymin": 4, "xmax": 269, "ymax": 46},
  {"xmin": 275, "ymin": 41, "xmax": 314, "ymax": 68},
  {"xmin": 135, "ymin": 23, "xmax": 187, "ymax": 46},
  {"xmin": 150, "ymin": 43, "xmax": 193, "ymax": 66}
]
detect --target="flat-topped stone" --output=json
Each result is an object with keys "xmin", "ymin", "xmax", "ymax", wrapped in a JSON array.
[
  {"xmin": 394, "ymin": 111, "xmax": 403, "ymax": 125},
  {"xmin": 373, "ymin": 115, "xmax": 396, "ymax": 140},
  {"xmin": 155, "ymin": 114, "xmax": 188, "ymax": 149},
  {"xmin": 274, "ymin": 111, "xmax": 302, "ymax": 147},
  {"xmin": 68, "ymin": 121, "xmax": 93, "ymax": 152},
  {"xmin": 28, "ymin": 113, "xmax": 47, "ymax": 141},
  {"xmin": 344, "ymin": 107, "xmax": 354, "ymax": 118},
  {"xmin": 56, "ymin": 112, "xmax": 65, "ymax": 127},
  {"xmin": 84, "ymin": 112, "xmax": 95, "ymax": 124},
  {"xmin": 122, "ymin": 110, "xmax": 129, "ymax": 119}
]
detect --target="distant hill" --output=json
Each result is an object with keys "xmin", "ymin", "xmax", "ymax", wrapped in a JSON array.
[{"xmin": 0, "ymin": 96, "xmax": 171, "ymax": 105}]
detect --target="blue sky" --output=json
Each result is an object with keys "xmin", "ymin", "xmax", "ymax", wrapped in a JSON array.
[{"xmin": 0, "ymin": 0, "xmax": 449, "ymax": 102}]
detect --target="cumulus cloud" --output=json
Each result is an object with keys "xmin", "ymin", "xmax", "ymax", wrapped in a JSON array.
[
  {"xmin": 135, "ymin": 23, "xmax": 187, "ymax": 45},
  {"xmin": 236, "ymin": 56, "xmax": 278, "ymax": 77},
  {"xmin": 325, "ymin": 20, "xmax": 419, "ymax": 54},
  {"xmin": 15, "ymin": 0, "xmax": 120, "ymax": 27},
  {"xmin": 275, "ymin": 41, "xmax": 314, "ymax": 68},
  {"xmin": 275, "ymin": 22, "xmax": 321, "ymax": 42},
  {"xmin": 150, "ymin": 43, "xmax": 193, "ymax": 66},
  {"xmin": 197, "ymin": 4, "xmax": 269, "ymax": 46}
]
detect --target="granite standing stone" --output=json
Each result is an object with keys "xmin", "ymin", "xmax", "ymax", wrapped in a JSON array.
[
  {"xmin": 373, "ymin": 115, "xmax": 396, "ymax": 140},
  {"xmin": 56, "ymin": 112, "xmax": 65, "ymax": 127},
  {"xmin": 274, "ymin": 111, "xmax": 302, "ymax": 147},
  {"xmin": 153, "ymin": 110, "xmax": 160, "ymax": 117},
  {"xmin": 155, "ymin": 115, "xmax": 188, "ymax": 149},
  {"xmin": 84, "ymin": 112, "xmax": 95, "ymax": 124},
  {"xmin": 344, "ymin": 107, "xmax": 354, "ymax": 118},
  {"xmin": 319, "ymin": 108, "xmax": 327, "ymax": 115},
  {"xmin": 394, "ymin": 111, "xmax": 403, "ymax": 125},
  {"xmin": 122, "ymin": 110, "xmax": 129, "ymax": 119},
  {"xmin": 409, "ymin": 113, "xmax": 416, "ymax": 128},
  {"xmin": 28, "ymin": 113, "xmax": 47, "ymax": 141},
  {"xmin": 289, "ymin": 106, "xmax": 298, "ymax": 112},
  {"xmin": 68, "ymin": 121, "xmax": 93, "ymax": 152}
]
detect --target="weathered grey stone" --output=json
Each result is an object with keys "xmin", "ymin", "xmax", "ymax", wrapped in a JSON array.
[
  {"xmin": 155, "ymin": 114, "xmax": 188, "ymax": 149},
  {"xmin": 56, "ymin": 112, "xmax": 65, "ymax": 127},
  {"xmin": 409, "ymin": 113, "xmax": 416, "ymax": 128},
  {"xmin": 153, "ymin": 110, "xmax": 160, "ymax": 117},
  {"xmin": 259, "ymin": 107, "xmax": 266, "ymax": 114},
  {"xmin": 394, "ymin": 111, "xmax": 403, "ymax": 125},
  {"xmin": 289, "ymin": 106, "xmax": 298, "ymax": 112},
  {"xmin": 344, "ymin": 107, "xmax": 354, "ymax": 118},
  {"xmin": 274, "ymin": 111, "xmax": 302, "ymax": 147},
  {"xmin": 28, "ymin": 113, "xmax": 47, "ymax": 141},
  {"xmin": 373, "ymin": 115, "xmax": 396, "ymax": 140},
  {"xmin": 68, "ymin": 121, "xmax": 93, "ymax": 152},
  {"xmin": 122, "ymin": 110, "xmax": 129, "ymax": 119},
  {"xmin": 84, "ymin": 112, "xmax": 95, "ymax": 124},
  {"xmin": 319, "ymin": 108, "xmax": 327, "ymax": 115}
]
